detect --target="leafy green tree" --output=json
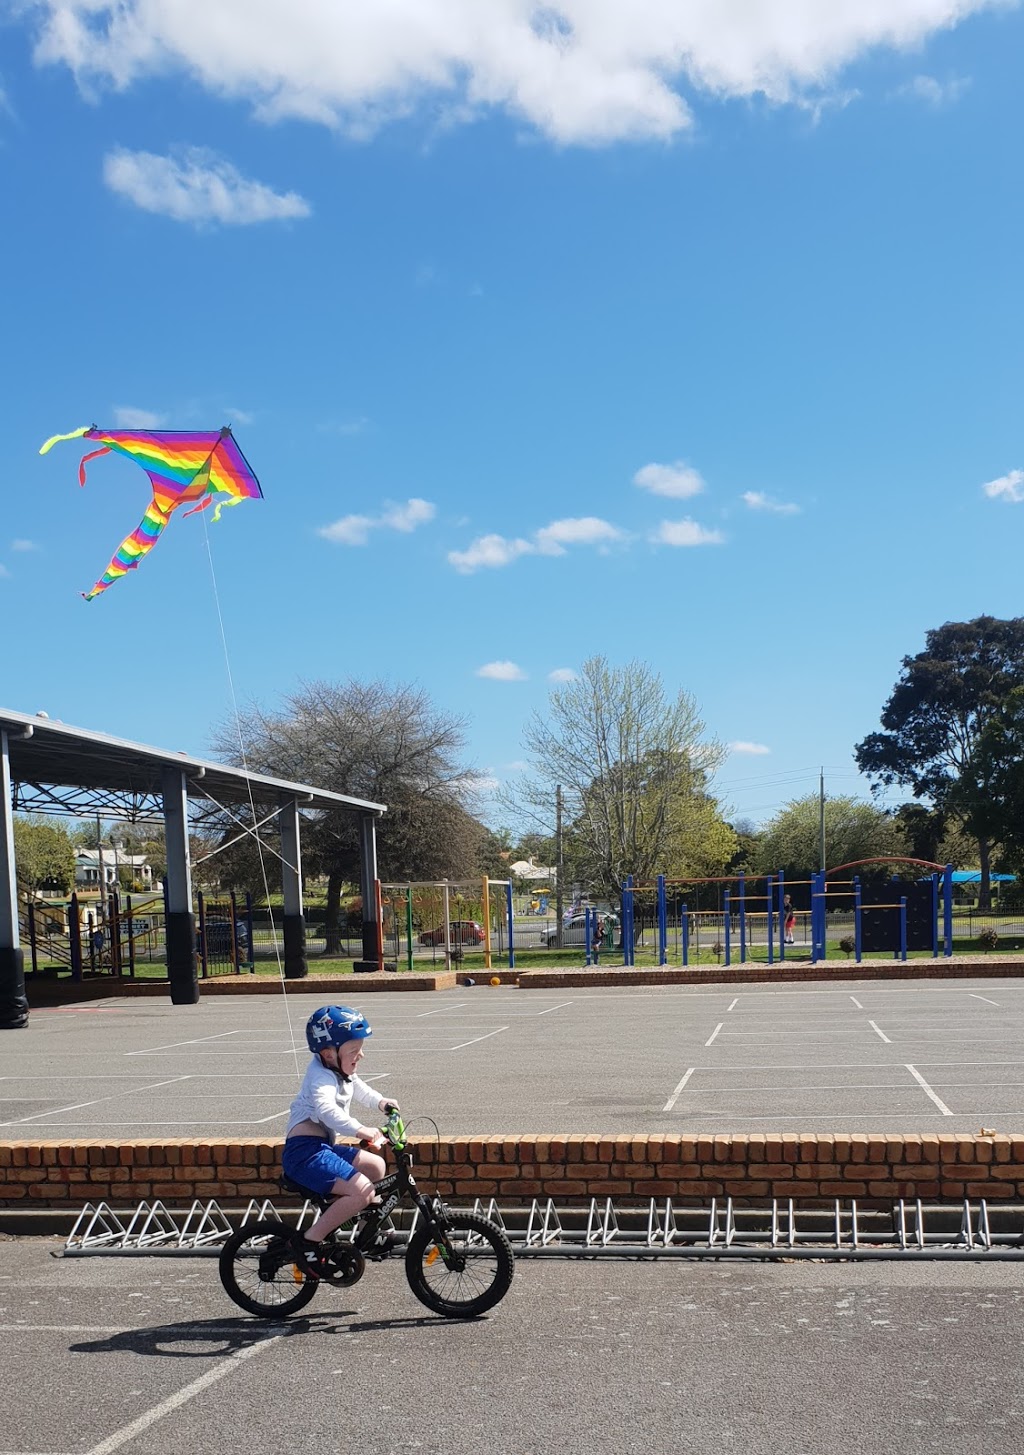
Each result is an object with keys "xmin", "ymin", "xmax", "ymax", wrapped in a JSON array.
[
  {"xmin": 752, "ymin": 795, "xmax": 906, "ymax": 878},
  {"xmin": 12, "ymin": 816, "xmax": 75, "ymax": 895},
  {"xmin": 507, "ymin": 656, "xmax": 732, "ymax": 900},
  {"xmin": 854, "ymin": 617, "xmax": 1024, "ymax": 908}
]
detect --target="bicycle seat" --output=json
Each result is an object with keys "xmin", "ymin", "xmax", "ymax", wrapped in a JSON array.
[{"xmin": 279, "ymin": 1174, "xmax": 329, "ymax": 1207}]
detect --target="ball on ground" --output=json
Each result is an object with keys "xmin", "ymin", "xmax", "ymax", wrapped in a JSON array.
[{"xmin": 490, "ymin": 975, "xmax": 501, "ymax": 986}]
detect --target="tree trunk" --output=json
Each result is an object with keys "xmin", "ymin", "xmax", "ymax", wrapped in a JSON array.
[
  {"xmin": 978, "ymin": 836, "xmax": 992, "ymax": 911},
  {"xmin": 325, "ymin": 871, "xmax": 344, "ymax": 955}
]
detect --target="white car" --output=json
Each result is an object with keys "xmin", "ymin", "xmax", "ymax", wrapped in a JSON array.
[{"xmin": 546, "ymin": 913, "xmax": 620, "ymax": 948}]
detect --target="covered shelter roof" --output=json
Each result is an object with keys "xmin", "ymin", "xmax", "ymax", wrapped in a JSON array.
[{"xmin": 0, "ymin": 706, "xmax": 386, "ymax": 822}]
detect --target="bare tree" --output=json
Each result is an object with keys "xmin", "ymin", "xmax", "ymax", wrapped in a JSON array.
[
  {"xmin": 212, "ymin": 680, "xmax": 482, "ymax": 947},
  {"xmin": 504, "ymin": 656, "xmax": 733, "ymax": 900}
]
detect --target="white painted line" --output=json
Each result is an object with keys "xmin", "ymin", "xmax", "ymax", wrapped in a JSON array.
[
  {"xmin": 705, "ymin": 1023, "xmax": 724, "ymax": 1047},
  {"xmin": 905, "ymin": 1063, "xmax": 954, "ymax": 1117},
  {"xmin": 451, "ymin": 1026, "xmax": 509, "ymax": 1050},
  {"xmin": 727, "ymin": 998, "xmax": 738, "ymax": 1012},
  {"xmin": 850, "ymin": 996, "xmax": 863, "ymax": 1009},
  {"xmin": 417, "ymin": 1002, "xmax": 467, "ymax": 1017},
  {"xmin": 125, "ymin": 1030, "xmax": 243, "ymax": 1056},
  {"xmin": 84, "ymin": 1333, "xmax": 281, "ymax": 1455},
  {"xmin": 537, "ymin": 1001, "xmax": 575, "ymax": 1015},
  {"xmin": 970, "ymin": 994, "xmax": 1001, "ymax": 1006},
  {"xmin": 0, "ymin": 1076, "xmax": 191, "ymax": 1127},
  {"xmin": 663, "ymin": 1068, "xmax": 695, "ymax": 1112},
  {"xmin": 868, "ymin": 1021, "xmax": 891, "ymax": 1043}
]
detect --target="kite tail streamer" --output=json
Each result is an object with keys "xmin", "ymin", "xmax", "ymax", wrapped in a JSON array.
[
  {"xmin": 39, "ymin": 426, "xmax": 89, "ymax": 456},
  {"xmin": 77, "ymin": 446, "xmax": 111, "ymax": 487},
  {"xmin": 83, "ymin": 497, "xmax": 173, "ymax": 601}
]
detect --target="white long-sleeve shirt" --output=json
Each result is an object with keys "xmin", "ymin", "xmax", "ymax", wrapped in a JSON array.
[{"xmin": 286, "ymin": 1056, "xmax": 381, "ymax": 1141}]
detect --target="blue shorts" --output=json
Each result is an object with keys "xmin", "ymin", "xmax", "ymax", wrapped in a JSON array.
[{"xmin": 283, "ymin": 1135, "xmax": 360, "ymax": 1197}]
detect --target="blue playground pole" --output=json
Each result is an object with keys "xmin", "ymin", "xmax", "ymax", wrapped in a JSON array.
[
  {"xmin": 506, "ymin": 880, "xmax": 515, "ymax": 969},
  {"xmin": 624, "ymin": 875, "xmax": 635, "ymax": 966},
  {"xmin": 943, "ymin": 863, "xmax": 953, "ymax": 957},
  {"xmin": 777, "ymin": 871, "xmax": 786, "ymax": 961},
  {"xmin": 585, "ymin": 907, "xmax": 593, "ymax": 966},
  {"xmin": 766, "ymin": 873, "xmax": 774, "ymax": 965},
  {"xmin": 657, "ymin": 875, "xmax": 667, "ymax": 966},
  {"xmin": 681, "ymin": 902, "xmax": 689, "ymax": 967},
  {"xmin": 931, "ymin": 874, "xmax": 939, "ymax": 959},
  {"xmin": 854, "ymin": 876, "xmax": 862, "ymax": 962},
  {"xmin": 811, "ymin": 872, "xmax": 823, "ymax": 963},
  {"xmin": 724, "ymin": 890, "xmax": 732, "ymax": 967},
  {"xmin": 900, "ymin": 896, "xmax": 908, "ymax": 963},
  {"xmin": 738, "ymin": 872, "xmax": 747, "ymax": 964}
]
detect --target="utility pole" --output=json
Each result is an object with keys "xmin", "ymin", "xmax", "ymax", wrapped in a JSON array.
[
  {"xmin": 96, "ymin": 813, "xmax": 105, "ymax": 917},
  {"xmin": 819, "ymin": 768, "xmax": 826, "ymax": 873},
  {"xmin": 555, "ymin": 786, "xmax": 564, "ymax": 949}
]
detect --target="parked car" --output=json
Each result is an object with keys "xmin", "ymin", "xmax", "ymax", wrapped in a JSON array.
[
  {"xmin": 546, "ymin": 912, "xmax": 620, "ymax": 949},
  {"xmin": 418, "ymin": 920, "xmax": 486, "ymax": 947},
  {"xmin": 198, "ymin": 917, "xmax": 250, "ymax": 958}
]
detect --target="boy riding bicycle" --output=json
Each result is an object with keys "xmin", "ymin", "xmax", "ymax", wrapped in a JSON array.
[{"xmin": 282, "ymin": 1004, "xmax": 398, "ymax": 1277}]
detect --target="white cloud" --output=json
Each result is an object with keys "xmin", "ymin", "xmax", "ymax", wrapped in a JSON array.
[
  {"xmin": 741, "ymin": 490, "xmax": 801, "ymax": 515},
  {"xmin": 897, "ymin": 73, "xmax": 970, "ymax": 105},
  {"xmin": 634, "ymin": 461, "xmax": 705, "ymax": 499},
  {"xmin": 476, "ymin": 660, "xmax": 528, "ymax": 681},
  {"xmin": 728, "ymin": 740, "xmax": 771, "ymax": 756},
  {"xmin": 27, "ymin": 1, "xmax": 1001, "ymax": 148},
  {"xmin": 114, "ymin": 406, "xmax": 166, "ymax": 428},
  {"xmin": 318, "ymin": 498, "xmax": 436, "ymax": 546},
  {"xmin": 224, "ymin": 407, "xmax": 255, "ymax": 426},
  {"xmin": 548, "ymin": 667, "xmax": 577, "ymax": 682},
  {"xmin": 982, "ymin": 469, "xmax": 1024, "ymax": 504},
  {"xmin": 449, "ymin": 516, "xmax": 622, "ymax": 573},
  {"xmin": 651, "ymin": 518, "xmax": 725, "ymax": 547},
  {"xmin": 0, "ymin": 564, "xmax": 10, "ymax": 579},
  {"xmin": 103, "ymin": 147, "xmax": 311, "ymax": 226},
  {"xmin": 11, "ymin": 539, "xmax": 37, "ymax": 552}
]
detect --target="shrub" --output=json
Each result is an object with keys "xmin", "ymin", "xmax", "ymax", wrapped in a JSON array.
[
  {"xmin": 839, "ymin": 935, "xmax": 856, "ymax": 958},
  {"xmin": 712, "ymin": 940, "xmax": 724, "ymax": 961},
  {"xmin": 978, "ymin": 926, "xmax": 999, "ymax": 952}
]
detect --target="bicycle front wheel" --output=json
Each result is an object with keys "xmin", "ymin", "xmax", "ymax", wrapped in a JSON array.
[
  {"xmin": 219, "ymin": 1219, "xmax": 319, "ymax": 1319},
  {"xmin": 405, "ymin": 1211, "xmax": 514, "ymax": 1318}
]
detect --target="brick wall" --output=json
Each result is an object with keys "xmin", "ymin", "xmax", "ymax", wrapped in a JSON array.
[{"xmin": 3, "ymin": 1134, "xmax": 1023, "ymax": 1210}]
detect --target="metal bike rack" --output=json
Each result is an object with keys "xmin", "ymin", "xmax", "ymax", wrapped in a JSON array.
[{"xmin": 61, "ymin": 1195, "xmax": 1024, "ymax": 1261}]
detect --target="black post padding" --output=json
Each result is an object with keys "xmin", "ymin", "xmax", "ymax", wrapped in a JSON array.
[
  {"xmin": 0, "ymin": 947, "xmax": 29, "ymax": 1028},
  {"xmin": 283, "ymin": 914, "xmax": 308, "ymax": 979},
  {"xmin": 165, "ymin": 911, "xmax": 199, "ymax": 1005}
]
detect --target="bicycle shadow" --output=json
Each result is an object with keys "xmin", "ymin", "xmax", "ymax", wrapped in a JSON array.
[{"xmin": 67, "ymin": 1309, "xmax": 462, "ymax": 1358}]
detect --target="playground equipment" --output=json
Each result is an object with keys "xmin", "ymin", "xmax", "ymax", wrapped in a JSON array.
[
  {"xmin": 380, "ymin": 877, "xmax": 516, "ymax": 972},
  {"xmin": 619, "ymin": 860, "xmax": 956, "ymax": 968}
]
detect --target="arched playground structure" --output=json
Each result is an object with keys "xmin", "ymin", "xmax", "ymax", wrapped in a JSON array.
[
  {"xmin": 617, "ymin": 858, "xmax": 957, "ymax": 968},
  {"xmin": 381, "ymin": 877, "xmax": 518, "ymax": 971}
]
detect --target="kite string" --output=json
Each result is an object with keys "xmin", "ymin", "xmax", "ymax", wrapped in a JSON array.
[{"xmin": 199, "ymin": 516, "xmax": 304, "ymax": 1085}]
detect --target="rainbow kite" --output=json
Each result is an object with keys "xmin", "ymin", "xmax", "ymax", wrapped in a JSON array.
[{"xmin": 39, "ymin": 425, "xmax": 262, "ymax": 599}]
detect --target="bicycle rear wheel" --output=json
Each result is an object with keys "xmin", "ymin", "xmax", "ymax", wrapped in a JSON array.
[
  {"xmin": 405, "ymin": 1211, "xmax": 514, "ymax": 1318},
  {"xmin": 219, "ymin": 1219, "xmax": 319, "ymax": 1319}
]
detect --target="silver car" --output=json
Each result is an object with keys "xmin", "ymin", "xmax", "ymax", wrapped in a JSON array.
[{"xmin": 546, "ymin": 912, "xmax": 620, "ymax": 948}]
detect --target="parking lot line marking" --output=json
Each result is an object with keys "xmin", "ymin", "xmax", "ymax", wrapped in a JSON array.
[
  {"xmin": 850, "ymin": 996, "xmax": 863, "ymax": 1009},
  {"xmin": 663, "ymin": 1068, "xmax": 695, "ymax": 1112},
  {"xmin": 537, "ymin": 1001, "xmax": 574, "ymax": 1015},
  {"xmin": 417, "ymin": 1002, "xmax": 467, "ymax": 1017},
  {"xmin": 905, "ymin": 1064, "xmax": 954, "ymax": 1116},
  {"xmin": 727, "ymin": 999, "xmax": 738, "ymax": 1012},
  {"xmin": 705, "ymin": 1023, "xmax": 724, "ymax": 1047},
  {"xmin": 0, "ymin": 1076, "xmax": 191, "ymax": 1126},
  {"xmin": 125, "ymin": 1030, "xmax": 243, "ymax": 1056},
  {"xmin": 970, "ymin": 994, "xmax": 1001, "ymax": 1006},
  {"xmin": 868, "ymin": 1021, "xmax": 891, "ymax": 1043},
  {"xmin": 451, "ymin": 1026, "xmax": 509, "ymax": 1050},
  {"xmin": 83, "ymin": 1331, "xmax": 282, "ymax": 1455}
]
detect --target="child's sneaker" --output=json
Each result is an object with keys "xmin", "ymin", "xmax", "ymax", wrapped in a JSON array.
[{"xmin": 289, "ymin": 1233, "xmax": 330, "ymax": 1280}]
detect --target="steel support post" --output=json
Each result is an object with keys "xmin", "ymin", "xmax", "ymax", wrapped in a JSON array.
[
  {"xmin": 279, "ymin": 796, "xmax": 308, "ymax": 979},
  {"xmin": 161, "ymin": 767, "xmax": 197, "ymax": 1005},
  {"xmin": 0, "ymin": 729, "xmax": 28, "ymax": 1028},
  {"xmin": 353, "ymin": 812, "xmax": 386, "ymax": 972}
]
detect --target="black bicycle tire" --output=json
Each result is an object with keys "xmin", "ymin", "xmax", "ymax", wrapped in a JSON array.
[
  {"xmin": 218, "ymin": 1219, "xmax": 320, "ymax": 1319},
  {"xmin": 405, "ymin": 1210, "xmax": 514, "ymax": 1318}
]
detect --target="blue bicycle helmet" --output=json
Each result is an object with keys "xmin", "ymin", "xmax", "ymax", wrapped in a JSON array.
[{"xmin": 305, "ymin": 1004, "xmax": 372, "ymax": 1055}]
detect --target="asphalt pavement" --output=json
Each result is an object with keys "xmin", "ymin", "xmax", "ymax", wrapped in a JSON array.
[{"xmin": 2, "ymin": 1237, "xmax": 1023, "ymax": 1455}]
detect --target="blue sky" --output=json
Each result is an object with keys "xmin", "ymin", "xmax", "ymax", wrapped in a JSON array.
[{"xmin": 2, "ymin": 1, "xmax": 1023, "ymax": 830}]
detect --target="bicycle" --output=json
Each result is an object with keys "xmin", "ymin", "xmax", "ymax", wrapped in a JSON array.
[{"xmin": 218, "ymin": 1109, "xmax": 515, "ymax": 1320}]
